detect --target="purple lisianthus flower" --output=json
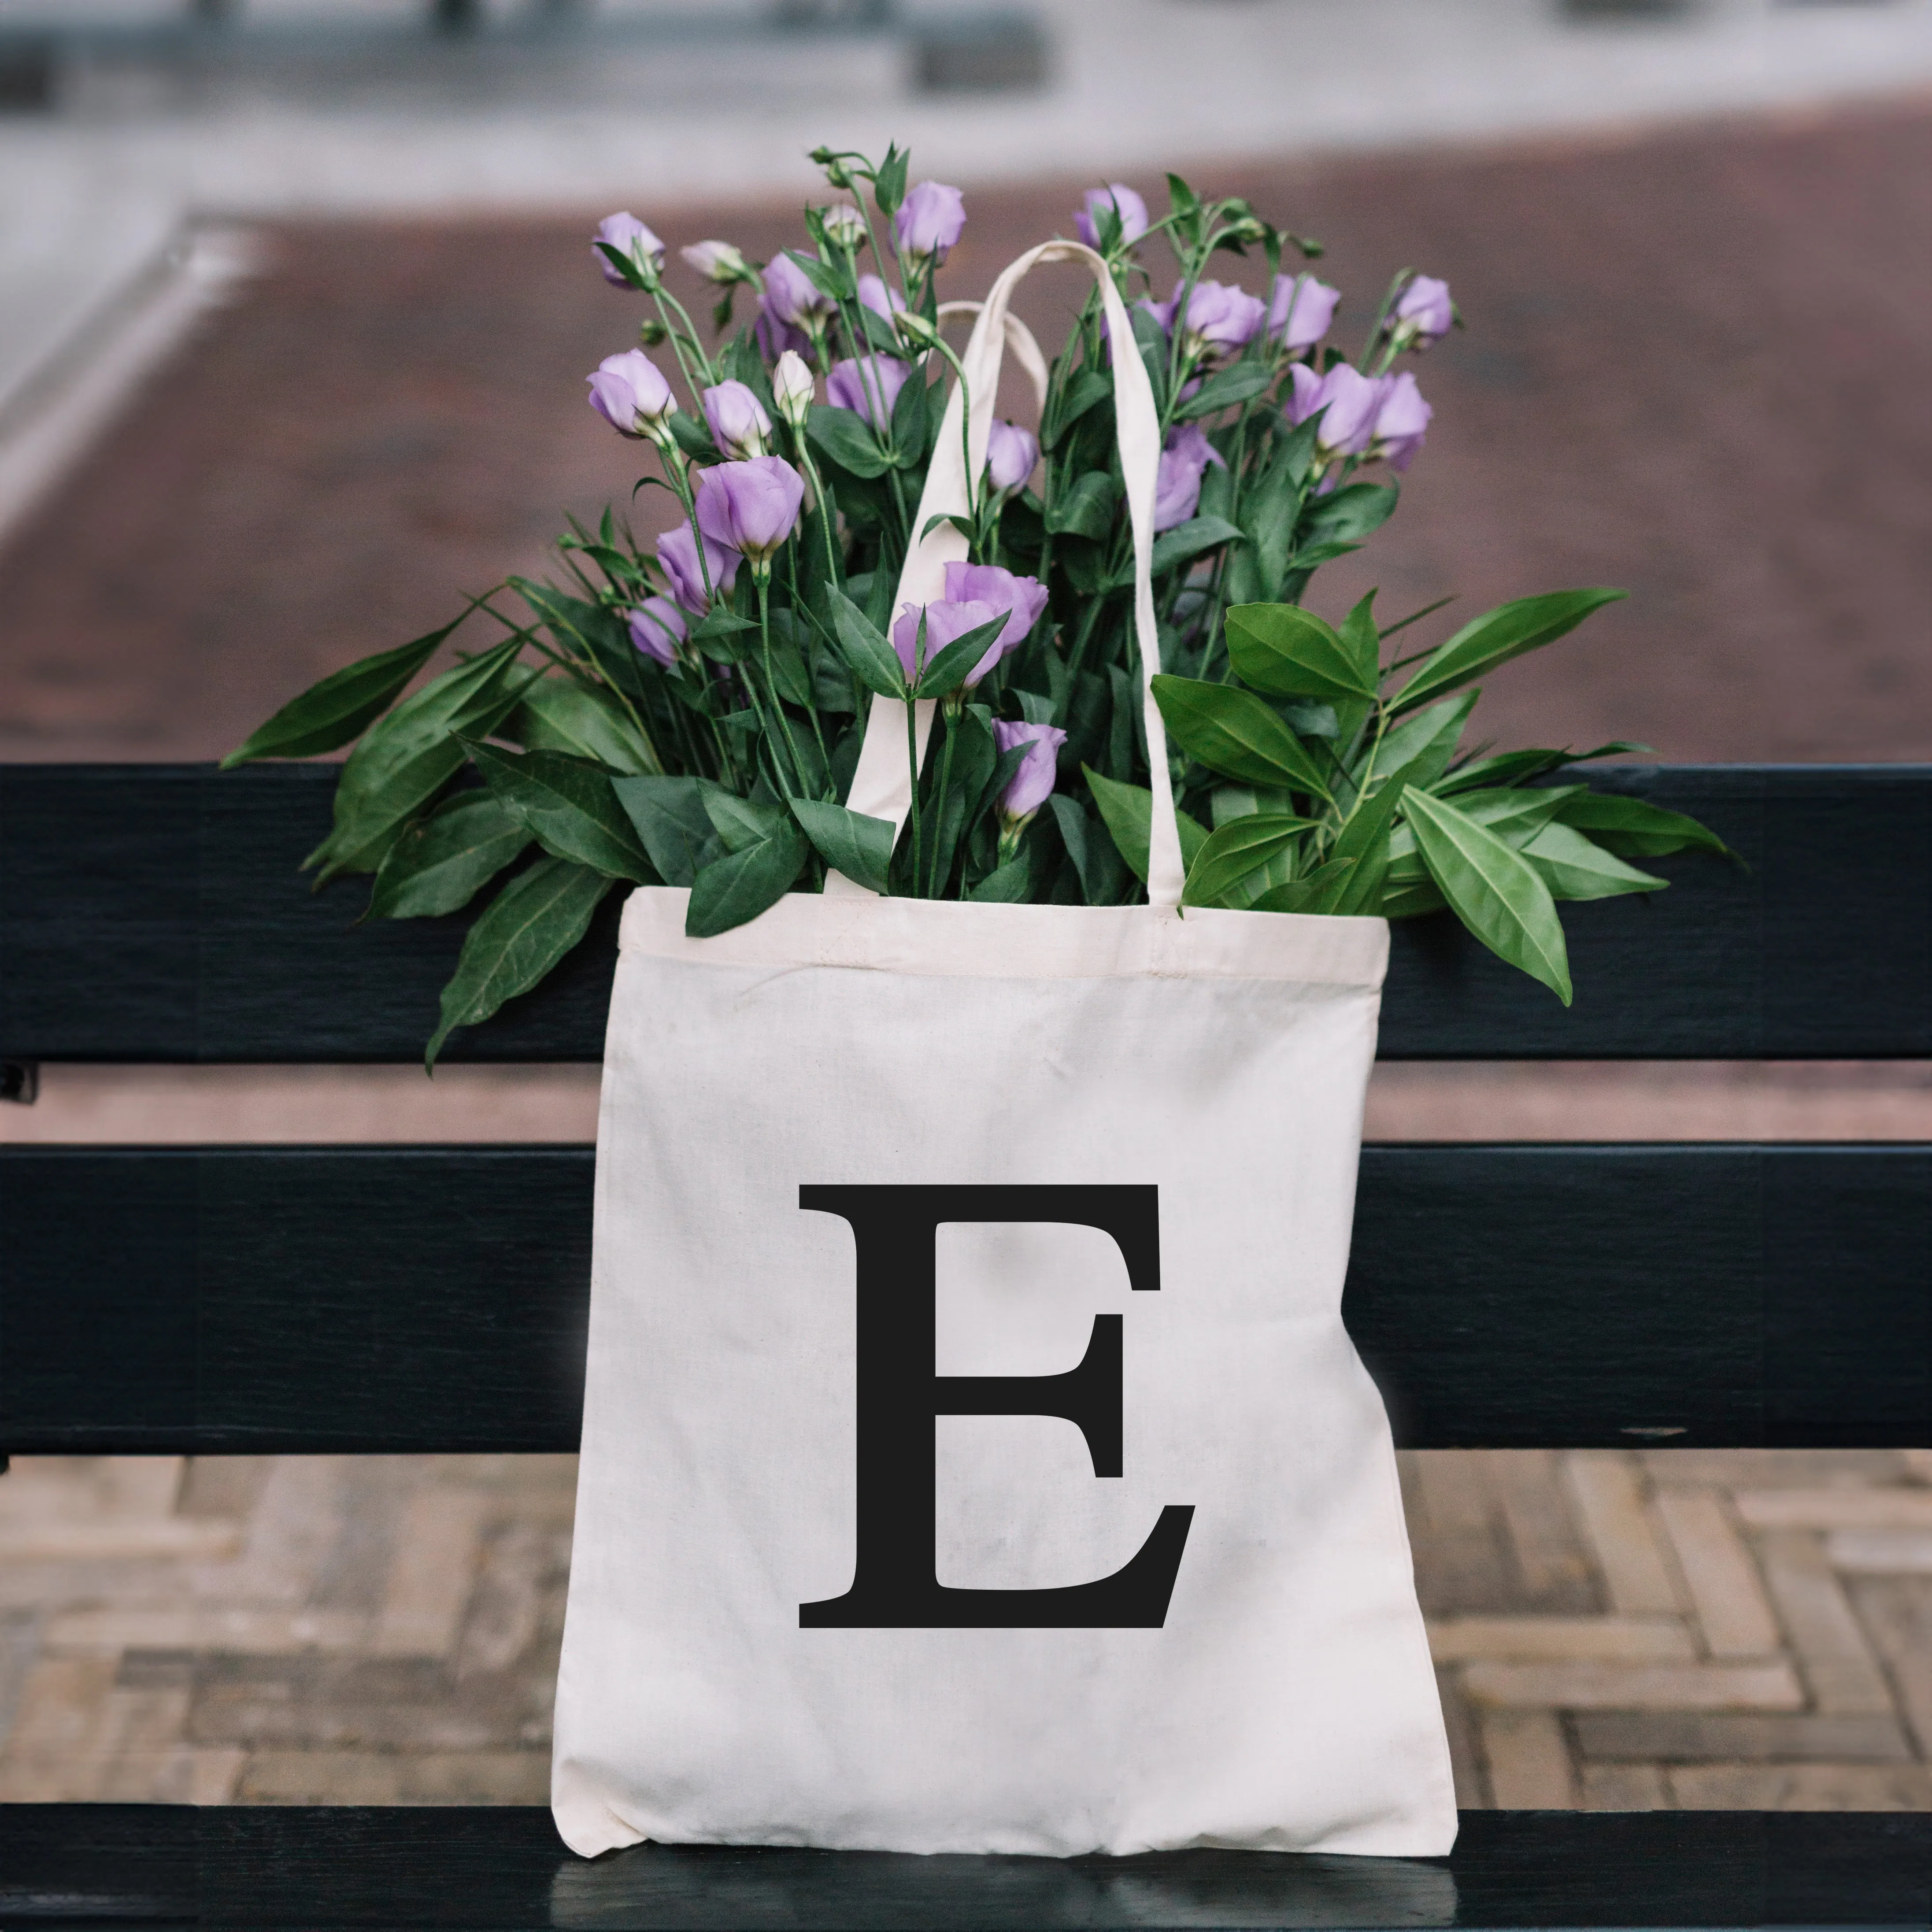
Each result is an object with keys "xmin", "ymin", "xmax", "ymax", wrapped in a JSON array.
[
  {"xmin": 993, "ymin": 719, "xmax": 1067, "ymax": 823},
  {"xmin": 1073, "ymin": 183, "xmax": 1149, "ymax": 251},
  {"xmin": 1153, "ymin": 422, "xmax": 1226, "ymax": 534},
  {"xmin": 657, "ymin": 522, "xmax": 739, "ymax": 615},
  {"xmin": 984, "ymin": 420, "xmax": 1039, "ymax": 496},
  {"xmin": 857, "ymin": 273, "xmax": 906, "ymax": 319},
  {"xmin": 762, "ymin": 252, "xmax": 838, "ymax": 329},
  {"xmin": 891, "ymin": 597, "xmax": 1002, "ymax": 688},
  {"xmin": 1390, "ymin": 274, "xmax": 1454, "ymax": 351},
  {"xmin": 586, "ymin": 349, "xmax": 675, "ymax": 440},
  {"xmin": 1267, "ymin": 274, "xmax": 1342, "ymax": 352},
  {"xmin": 1286, "ymin": 362, "xmax": 1389, "ymax": 459},
  {"xmin": 1144, "ymin": 278, "xmax": 1266, "ymax": 367},
  {"xmin": 942, "ymin": 561, "xmax": 1048, "ymax": 679},
  {"xmin": 695, "ymin": 456, "xmax": 805, "ymax": 570},
  {"xmin": 826, "ymin": 354, "xmax": 910, "ymax": 430},
  {"xmin": 894, "ymin": 181, "xmax": 966, "ymax": 264},
  {"xmin": 627, "ymin": 596, "xmax": 687, "ymax": 667},
  {"xmin": 701, "ymin": 379, "xmax": 771, "ymax": 461},
  {"xmin": 754, "ymin": 298, "xmax": 811, "ymax": 363},
  {"xmin": 593, "ymin": 213, "xmax": 664, "ymax": 286},
  {"xmin": 1372, "ymin": 371, "xmax": 1432, "ymax": 473}
]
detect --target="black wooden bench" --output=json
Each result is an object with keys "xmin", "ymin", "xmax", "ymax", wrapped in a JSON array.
[{"xmin": 1, "ymin": 760, "xmax": 1928, "ymax": 1928}]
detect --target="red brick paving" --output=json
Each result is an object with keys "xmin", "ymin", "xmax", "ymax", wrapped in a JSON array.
[{"xmin": 0, "ymin": 99, "xmax": 1926, "ymax": 764}]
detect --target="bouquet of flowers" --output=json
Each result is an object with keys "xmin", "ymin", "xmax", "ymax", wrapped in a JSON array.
[{"xmin": 227, "ymin": 143, "xmax": 1727, "ymax": 1066}]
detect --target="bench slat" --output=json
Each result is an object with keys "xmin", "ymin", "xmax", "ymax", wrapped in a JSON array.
[
  {"xmin": 0, "ymin": 1803, "xmax": 1925, "ymax": 1927},
  {"xmin": 3, "ymin": 764, "xmax": 1928, "ymax": 1062},
  {"xmin": 3, "ymin": 1144, "xmax": 1923, "ymax": 1455}
]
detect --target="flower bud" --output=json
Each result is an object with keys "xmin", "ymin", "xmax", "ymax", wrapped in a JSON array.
[
  {"xmin": 696, "ymin": 457, "xmax": 807, "ymax": 575},
  {"xmin": 893, "ymin": 181, "xmax": 966, "ymax": 266},
  {"xmin": 993, "ymin": 720, "xmax": 1067, "ymax": 830},
  {"xmin": 984, "ymin": 420, "xmax": 1039, "ymax": 497},
  {"xmin": 587, "ymin": 349, "xmax": 677, "ymax": 442},
  {"xmin": 637, "ymin": 317, "xmax": 670, "ymax": 347},
  {"xmin": 772, "ymin": 350, "xmax": 815, "ymax": 433},
  {"xmin": 593, "ymin": 213, "xmax": 664, "ymax": 290},
  {"xmin": 762, "ymin": 252, "xmax": 839, "ymax": 329},
  {"xmin": 892, "ymin": 308, "xmax": 942, "ymax": 353},
  {"xmin": 680, "ymin": 239, "xmax": 751, "ymax": 285},
  {"xmin": 701, "ymin": 379, "xmax": 772, "ymax": 461},
  {"xmin": 818, "ymin": 204, "xmax": 866, "ymax": 251},
  {"xmin": 1386, "ymin": 274, "xmax": 1455, "ymax": 352},
  {"xmin": 1073, "ymin": 184, "xmax": 1149, "ymax": 252}
]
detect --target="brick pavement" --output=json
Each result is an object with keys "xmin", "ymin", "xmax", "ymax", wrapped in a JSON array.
[{"xmin": 7, "ymin": 1447, "xmax": 1932, "ymax": 1810}]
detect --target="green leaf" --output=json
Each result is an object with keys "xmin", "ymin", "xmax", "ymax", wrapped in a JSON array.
[
  {"xmin": 1369, "ymin": 692, "xmax": 1479, "ymax": 792},
  {"xmin": 784, "ymin": 247, "xmax": 853, "ymax": 303},
  {"xmin": 1377, "ymin": 877, "xmax": 1446, "ymax": 920},
  {"xmin": 872, "ymin": 144, "xmax": 908, "ymax": 215},
  {"xmin": 309, "ymin": 637, "xmax": 531, "ymax": 881},
  {"xmin": 1445, "ymin": 784, "xmax": 1583, "ymax": 848},
  {"xmin": 1225, "ymin": 603, "xmax": 1376, "ymax": 703},
  {"xmin": 1338, "ymin": 593, "xmax": 1381, "ymax": 691},
  {"xmin": 425, "ymin": 857, "xmax": 613, "ymax": 1070},
  {"xmin": 1523, "ymin": 822, "xmax": 1669, "ymax": 902},
  {"xmin": 610, "ymin": 774, "xmax": 721, "ymax": 887},
  {"xmin": 829, "ymin": 588, "xmax": 907, "ymax": 698},
  {"xmin": 1236, "ymin": 455, "xmax": 1305, "ymax": 604},
  {"xmin": 888, "ymin": 367, "xmax": 931, "ymax": 469},
  {"xmin": 1298, "ymin": 481, "xmax": 1398, "ymax": 548},
  {"xmin": 1395, "ymin": 588, "xmax": 1627, "ymax": 715},
  {"xmin": 667, "ymin": 412, "xmax": 718, "ymax": 463},
  {"xmin": 1043, "ymin": 367, "xmax": 1110, "ymax": 449},
  {"xmin": 1251, "ymin": 855, "xmax": 1360, "ymax": 915},
  {"xmin": 1045, "ymin": 471, "xmax": 1120, "ymax": 540},
  {"xmin": 968, "ymin": 854, "xmax": 1033, "ymax": 902},
  {"xmin": 464, "ymin": 741, "xmax": 654, "ymax": 882},
  {"xmin": 1554, "ymin": 792, "xmax": 1736, "ymax": 861},
  {"xmin": 1327, "ymin": 753, "xmax": 1428, "ymax": 915},
  {"xmin": 1150, "ymin": 675, "xmax": 1333, "ymax": 800},
  {"xmin": 366, "ymin": 790, "xmax": 532, "ymax": 922},
  {"xmin": 1182, "ymin": 814, "xmax": 1316, "ymax": 909},
  {"xmin": 223, "ymin": 613, "xmax": 463, "ymax": 767},
  {"xmin": 700, "ymin": 785, "xmax": 786, "ymax": 854},
  {"xmin": 1173, "ymin": 363, "xmax": 1274, "ymax": 420},
  {"xmin": 1150, "ymin": 515, "xmax": 1244, "ymax": 579},
  {"xmin": 807, "ymin": 404, "xmax": 892, "ymax": 480},
  {"xmin": 1404, "ymin": 788, "xmax": 1572, "ymax": 1004},
  {"xmin": 914, "ymin": 615, "xmax": 1008, "ymax": 699},
  {"xmin": 1048, "ymin": 795, "xmax": 1131, "ymax": 906},
  {"xmin": 790, "ymin": 797, "xmax": 894, "ymax": 894},
  {"xmin": 511, "ymin": 676, "xmax": 656, "ymax": 775},
  {"xmin": 1084, "ymin": 768, "xmax": 1209, "ymax": 884},
  {"xmin": 685, "ymin": 816, "xmax": 809, "ymax": 937}
]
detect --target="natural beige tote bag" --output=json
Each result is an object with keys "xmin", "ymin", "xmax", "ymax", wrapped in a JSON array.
[{"xmin": 551, "ymin": 242, "xmax": 1456, "ymax": 1861}]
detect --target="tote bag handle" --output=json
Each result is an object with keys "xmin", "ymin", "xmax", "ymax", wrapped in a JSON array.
[{"xmin": 830, "ymin": 240, "xmax": 1184, "ymax": 910}]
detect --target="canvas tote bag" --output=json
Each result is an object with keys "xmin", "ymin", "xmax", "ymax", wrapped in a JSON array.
[{"xmin": 551, "ymin": 241, "xmax": 1457, "ymax": 1862}]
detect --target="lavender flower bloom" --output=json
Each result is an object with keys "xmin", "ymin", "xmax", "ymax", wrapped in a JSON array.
[
  {"xmin": 857, "ymin": 273, "xmax": 906, "ymax": 319},
  {"xmin": 984, "ymin": 420, "xmax": 1039, "ymax": 496},
  {"xmin": 593, "ymin": 213, "xmax": 664, "ymax": 287},
  {"xmin": 942, "ymin": 561, "xmax": 1048, "ymax": 679},
  {"xmin": 1372, "ymin": 371, "xmax": 1432, "ymax": 473},
  {"xmin": 826, "ymin": 355, "xmax": 910, "ymax": 429},
  {"xmin": 1153, "ymin": 422, "xmax": 1226, "ymax": 533},
  {"xmin": 993, "ymin": 720, "xmax": 1067, "ymax": 823},
  {"xmin": 586, "ymin": 350, "xmax": 676, "ymax": 440},
  {"xmin": 762, "ymin": 252, "xmax": 838, "ymax": 329},
  {"xmin": 1144, "ymin": 278, "xmax": 1267, "ymax": 366},
  {"xmin": 627, "ymin": 596, "xmax": 687, "ymax": 667},
  {"xmin": 702, "ymin": 380, "xmax": 772, "ymax": 461},
  {"xmin": 755, "ymin": 299, "xmax": 811, "ymax": 363},
  {"xmin": 1286, "ymin": 363, "xmax": 1389, "ymax": 459},
  {"xmin": 657, "ymin": 522, "xmax": 739, "ymax": 615},
  {"xmin": 894, "ymin": 181, "xmax": 966, "ymax": 265},
  {"xmin": 680, "ymin": 239, "xmax": 750, "ymax": 284},
  {"xmin": 695, "ymin": 456, "xmax": 806, "ymax": 570},
  {"xmin": 1266, "ymin": 275, "xmax": 1342, "ymax": 352},
  {"xmin": 891, "ymin": 597, "xmax": 1001, "ymax": 687},
  {"xmin": 1073, "ymin": 183, "xmax": 1149, "ymax": 251},
  {"xmin": 1389, "ymin": 274, "xmax": 1454, "ymax": 351}
]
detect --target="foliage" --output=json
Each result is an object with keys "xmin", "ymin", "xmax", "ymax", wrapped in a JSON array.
[{"xmin": 229, "ymin": 145, "xmax": 1727, "ymax": 1062}]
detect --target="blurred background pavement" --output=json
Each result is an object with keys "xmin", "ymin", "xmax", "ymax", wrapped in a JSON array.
[{"xmin": 0, "ymin": 0, "xmax": 1929, "ymax": 1817}]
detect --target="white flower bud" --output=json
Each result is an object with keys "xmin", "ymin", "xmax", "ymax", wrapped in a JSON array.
[
  {"xmin": 680, "ymin": 239, "xmax": 751, "ymax": 285},
  {"xmin": 819, "ymin": 204, "xmax": 866, "ymax": 251},
  {"xmin": 772, "ymin": 350, "xmax": 815, "ymax": 432},
  {"xmin": 892, "ymin": 308, "xmax": 942, "ymax": 353}
]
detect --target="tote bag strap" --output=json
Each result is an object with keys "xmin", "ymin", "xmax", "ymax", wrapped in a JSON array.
[{"xmin": 830, "ymin": 240, "xmax": 1184, "ymax": 910}]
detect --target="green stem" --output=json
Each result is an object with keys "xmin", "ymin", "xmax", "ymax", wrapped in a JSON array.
[
  {"xmin": 755, "ymin": 574, "xmax": 810, "ymax": 796},
  {"xmin": 903, "ymin": 688, "xmax": 922, "ymax": 896},
  {"xmin": 926, "ymin": 701, "xmax": 959, "ymax": 897}
]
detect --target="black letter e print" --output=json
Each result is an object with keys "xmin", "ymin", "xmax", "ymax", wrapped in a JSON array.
[{"xmin": 798, "ymin": 1184, "xmax": 1193, "ymax": 1629}]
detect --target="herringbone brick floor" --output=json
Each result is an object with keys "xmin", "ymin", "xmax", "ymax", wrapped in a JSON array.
[{"xmin": 4, "ymin": 1446, "xmax": 1930, "ymax": 1809}]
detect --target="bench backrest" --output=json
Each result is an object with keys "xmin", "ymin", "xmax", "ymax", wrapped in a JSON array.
[{"xmin": 1, "ymin": 762, "xmax": 1926, "ymax": 1459}]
